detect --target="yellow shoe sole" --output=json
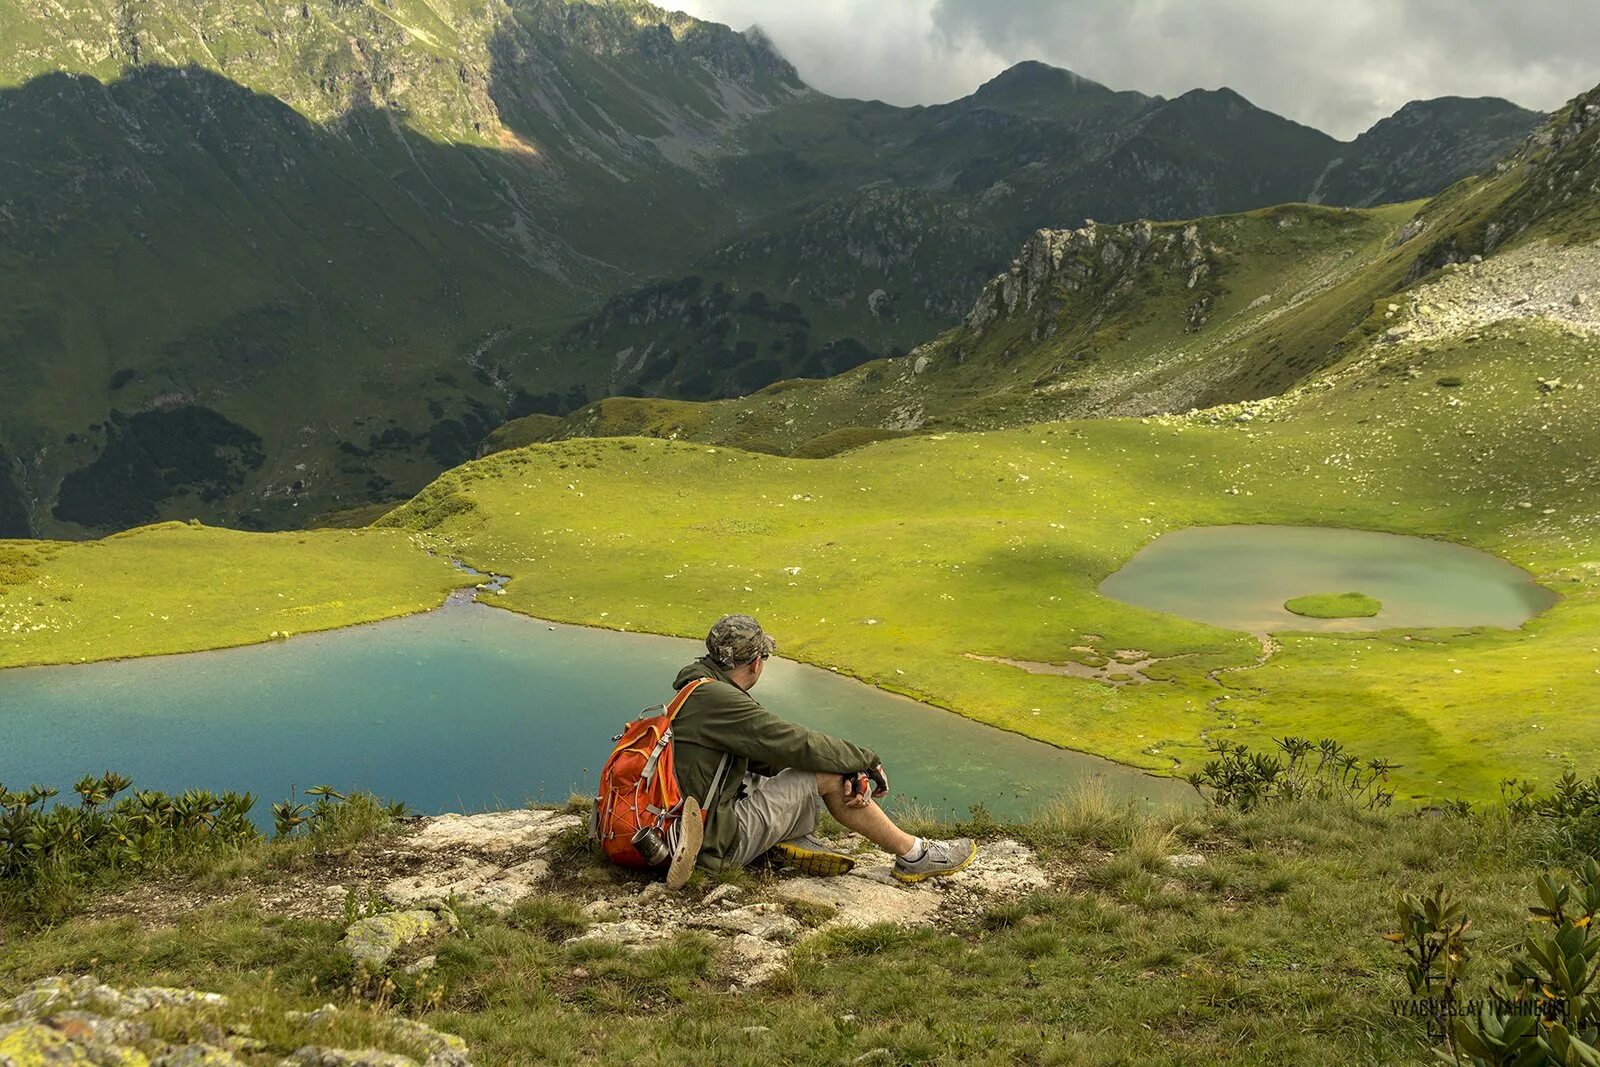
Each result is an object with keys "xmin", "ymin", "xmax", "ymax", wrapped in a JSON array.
[
  {"xmin": 666, "ymin": 797, "xmax": 703, "ymax": 891},
  {"xmin": 891, "ymin": 842, "xmax": 978, "ymax": 884},
  {"xmin": 771, "ymin": 840, "xmax": 857, "ymax": 877}
]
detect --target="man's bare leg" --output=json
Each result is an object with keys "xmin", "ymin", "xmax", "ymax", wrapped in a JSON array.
[{"xmin": 814, "ymin": 772, "xmax": 916, "ymax": 856}]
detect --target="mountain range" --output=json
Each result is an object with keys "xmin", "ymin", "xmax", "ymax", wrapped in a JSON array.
[{"xmin": 0, "ymin": 0, "xmax": 1544, "ymax": 537}]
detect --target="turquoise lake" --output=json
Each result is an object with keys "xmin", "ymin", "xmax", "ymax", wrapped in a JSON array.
[
  {"xmin": 0, "ymin": 600, "xmax": 1193, "ymax": 822},
  {"xmin": 1099, "ymin": 525, "xmax": 1559, "ymax": 633}
]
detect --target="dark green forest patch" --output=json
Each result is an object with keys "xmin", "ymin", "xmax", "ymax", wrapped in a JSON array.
[{"xmin": 53, "ymin": 406, "xmax": 265, "ymax": 530}]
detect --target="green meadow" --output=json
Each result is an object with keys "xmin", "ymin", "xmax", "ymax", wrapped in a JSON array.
[
  {"xmin": 407, "ymin": 315, "xmax": 1586, "ymax": 801},
  {"xmin": 1286, "ymin": 593, "xmax": 1382, "ymax": 619},
  {"xmin": 377, "ymin": 336, "xmax": 1594, "ymax": 804},
  {"xmin": 2, "ymin": 307, "xmax": 1593, "ymax": 805},
  {"xmin": 0, "ymin": 524, "xmax": 469, "ymax": 668}
]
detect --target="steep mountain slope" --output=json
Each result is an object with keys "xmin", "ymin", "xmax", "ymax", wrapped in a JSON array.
[
  {"xmin": 0, "ymin": 0, "xmax": 1543, "ymax": 537},
  {"xmin": 0, "ymin": 0, "xmax": 807, "ymax": 535},
  {"xmin": 1309, "ymin": 96, "xmax": 1545, "ymax": 207},
  {"xmin": 502, "ymin": 81, "xmax": 1596, "ymax": 460},
  {"xmin": 520, "ymin": 70, "xmax": 1541, "ymax": 409}
]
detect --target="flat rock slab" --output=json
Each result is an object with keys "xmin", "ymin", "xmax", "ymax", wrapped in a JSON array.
[
  {"xmin": 555, "ymin": 838, "xmax": 1048, "ymax": 985},
  {"xmin": 407, "ymin": 810, "xmax": 581, "ymax": 853},
  {"xmin": 774, "ymin": 871, "xmax": 941, "ymax": 929},
  {"xmin": 383, "ymin": 858, "xmax": 552, "ymax": 912}
]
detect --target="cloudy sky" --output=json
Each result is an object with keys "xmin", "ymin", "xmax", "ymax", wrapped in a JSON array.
[{"xmin": 674, "ymin": 0, "xmax": 1600, "ymax": 140}]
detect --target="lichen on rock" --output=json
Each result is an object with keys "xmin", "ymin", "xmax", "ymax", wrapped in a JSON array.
[{"xmin": 339, "ymin": 907, "xmax": 456, "ymax": 970}]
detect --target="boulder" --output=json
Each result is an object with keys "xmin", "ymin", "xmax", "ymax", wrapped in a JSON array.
[
  {"xmin": 340, "ymin": 908, "xmax": 454, "ymax": 969},
  {"xmin": 0, "ymin": 1020, "xmax": 119, "ymax": 1066}
]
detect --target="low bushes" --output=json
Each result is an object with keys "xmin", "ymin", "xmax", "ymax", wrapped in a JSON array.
[{"xmin": 0, "ymin": 771, "xmax": 402, "ymax": 924}]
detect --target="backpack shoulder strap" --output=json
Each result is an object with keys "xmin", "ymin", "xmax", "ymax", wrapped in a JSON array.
[
  {"xmin": 703, "ymin": 751, "xmax": 733, "ymax": 811},
  {"xmin": 663, "ymin": 676, "xmax": 712, "ymax": 724},
  {"xmin": 664, "ymin": 677, "xmax": 733, "ymax": 812}
]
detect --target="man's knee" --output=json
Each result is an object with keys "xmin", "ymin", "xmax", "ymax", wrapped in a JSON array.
[{"xmin": 815, "ymin": 771, "xmax": 845, "ymax": 799}]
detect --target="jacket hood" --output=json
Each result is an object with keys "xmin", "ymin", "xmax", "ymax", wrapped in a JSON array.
[{"xmin": 674, "ymin": 656, "xmax": 738, "ymax": 691}]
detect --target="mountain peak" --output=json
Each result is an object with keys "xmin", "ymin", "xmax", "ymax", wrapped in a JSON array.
[
  {"xmin": 740, "ymin": 24, "xmax": 785, "ymax": 62},
  {"xmin": 1369, "ymin": 95, "xmax": 1541, "ymax": 131},
  {"xmin": 974, "ymin": 60, "xmax": 1114, "ymax": 100}
]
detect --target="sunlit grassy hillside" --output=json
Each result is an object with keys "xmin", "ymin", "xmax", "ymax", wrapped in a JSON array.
[
  {"xmin": 0, "ymin": 524, "xmax": 469, "ymax": 667},
  {"xmin": 359, "ymin": 304, "xmax": 1598, "ymax": 802}
]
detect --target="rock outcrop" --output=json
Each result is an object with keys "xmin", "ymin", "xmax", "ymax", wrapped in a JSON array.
[
  {"xmin": 322, "ymin": 810, "xmax": 1052, "ymax": 990},
  {"xmin": 0, "ymin": 976, "xmax": 473, "ymax": 1067},
  {"xmin": 963, "ymin": 219, "xmax": 1212, "ymax": 342}
]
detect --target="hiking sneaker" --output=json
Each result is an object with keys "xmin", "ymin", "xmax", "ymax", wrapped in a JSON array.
[
  {"xmin": 666, "ymin": 797, "xmax": 703, "ymax": 891},
  {"xmin": 769, "ymin": 833, "xmax": 857, "ymax": 877},
  {"xmin": 892, "ymin": 838, "xmax": 978, "ymax": 884}
]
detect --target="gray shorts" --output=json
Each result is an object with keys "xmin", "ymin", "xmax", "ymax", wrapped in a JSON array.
[{"xmin": 724, "ymin": 768, "xmax": 822, "ymax": 868}]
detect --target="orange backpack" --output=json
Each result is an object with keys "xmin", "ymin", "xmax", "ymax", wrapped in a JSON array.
[{"xmin": 594, "ymin": 678, "xmax": 732, "ymax": 869}]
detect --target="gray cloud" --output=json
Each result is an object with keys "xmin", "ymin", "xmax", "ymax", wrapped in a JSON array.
[{"xmin": 673, "ymin": 0, "xmax": 1600, "ymax": 138}]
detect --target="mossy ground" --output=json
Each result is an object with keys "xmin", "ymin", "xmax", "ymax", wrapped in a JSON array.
[
  {"xmin": 0, "ymin": 796, "xmax": 1584, "ymax": 1066},
  {"xmin": 1286, "ymin": 593, "xmax": 1383, "ymax": 619}
]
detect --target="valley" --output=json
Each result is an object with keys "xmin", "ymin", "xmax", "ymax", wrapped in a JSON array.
[
  {"xmin": 3, "ymin": 74, "xmax": 1596, "ymax": 805},
  {"xmin": 4, "ymin": 301, "xmax": 1595, "ymax": 803},
  {"xmin": 3, "ymin": 6, "xmax": 1600, "ymax": 1064},
  {"xmin": 0, "ymin": 0, "xmax": 1544, "ymax": 537}
]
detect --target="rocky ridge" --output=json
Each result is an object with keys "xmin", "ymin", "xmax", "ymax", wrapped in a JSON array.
[
  {"xmin": 1405, "ymin": 82, "xmax": 1600, "ymax": 281},
  {"xmin": 0, "ymin": 975, "xmax": 472, "ymax": 1066},
  {"xmin": 359, "ymin": 811, "xmax": 1052, "ymax": 989}
]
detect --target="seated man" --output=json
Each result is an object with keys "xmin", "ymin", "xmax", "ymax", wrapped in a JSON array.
[{"xmin": 667, "ymin": 613, "xmax": 977, "ymax": 885}]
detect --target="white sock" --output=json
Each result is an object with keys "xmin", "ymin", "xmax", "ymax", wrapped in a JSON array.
[{"xmin": 901, "ymin": 837, "xmax": 927, "ymax": 862}]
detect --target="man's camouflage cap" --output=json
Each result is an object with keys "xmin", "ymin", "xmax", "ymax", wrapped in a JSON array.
[{"xmin": 706, "ymin": 614, "xmax": 776, "ymax": 668}]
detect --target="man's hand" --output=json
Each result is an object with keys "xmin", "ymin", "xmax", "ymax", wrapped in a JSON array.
[
  {"xmin": 841, "ymin": 771, "xmax": 873, "ymax": 808},
  {"xmin": 867, "ymin": 763, "xmax": 889, "ymax": 798}
]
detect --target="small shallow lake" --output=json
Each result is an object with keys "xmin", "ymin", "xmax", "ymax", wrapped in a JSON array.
[
  {"xmin": 1099, "ymin": 525, "xmax": 1559, "ymax": 633},
  {"xmin": 0, "ymin": 602, "xmax": 1192, "ymax": 823}
]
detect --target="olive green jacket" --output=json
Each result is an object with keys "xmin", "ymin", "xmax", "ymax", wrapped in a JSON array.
[{"xmin": 670, "ymin": 657, "xmax": 879, "ymax": 866}]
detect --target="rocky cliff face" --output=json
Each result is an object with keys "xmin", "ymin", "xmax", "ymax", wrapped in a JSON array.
[
  {"xmin": 964, "ymin": 219, "xmax": 1212, "ymax": 340},
  {"xmin": 1402, "ymin": 81, "xmax": 1600, "ymax": 282},
  {"xmin": 1309, "ymin": 96, "xmax": 1544, "ymax": 207},
  {"xmin": 0, "ymin": 449, "xmax": 29, "ymax": 538}
]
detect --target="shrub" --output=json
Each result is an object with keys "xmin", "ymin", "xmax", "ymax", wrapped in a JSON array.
[
  {"xmin": 1187, "ymin": 736, "xmax": 1398, "ymax": 811},
  {"xmin": 1387, "ymin": 884, "xmax": 1475, "ymax": 1049},
  {"xmin": 1447, "ymin": 858, "xmax": 1600, "ymax": 1065},
  {"xmin": 1502, "ymin": 773, "xmax": 1600, "ymax": 863},
  {"xmin": 1, "ymin": 772, "xmax": 405, "ymax": 923}
]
